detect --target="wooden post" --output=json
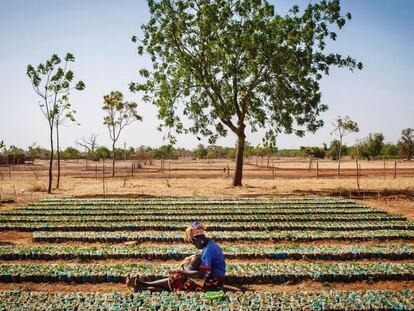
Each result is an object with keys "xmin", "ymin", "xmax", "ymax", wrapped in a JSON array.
[
  {"xmin": 168, "ymin": 163, "xmax": 171, "ymax": 179},
  {"xmin": 131, "ymin": 163, "xmax": 134, "ymax": 178},
  {"xmin": 356, "ymin": 158, "xmax": 360, "ymax": 192},
  {"xmin": 393, "ymin": 161, "xmax": 397, "ymax": 179},
  {"xmin": 102, "ymin": 162, "xmax": 105, "ymax": 197},
  {"xmin": 316, "ymin": 161, "xmax": 319, "ymax": 179},
  {"xmin": 272, "ymin": 163, "xmax": 275, "ymax": 180},
  {"xmin": 9, "ymin": 166, "xmax": 11, "ymax": 179},
  {"xmin": 383, "ymin": 157, "xmax": 386, "ymax": 180}
]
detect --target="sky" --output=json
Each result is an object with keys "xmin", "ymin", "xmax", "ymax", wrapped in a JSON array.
[{"xmin": 0, "ymin": 0, "xmax": 413, "ymax": 151}]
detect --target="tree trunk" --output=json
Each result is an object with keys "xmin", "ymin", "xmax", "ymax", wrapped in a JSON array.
[
  {"xmin": 48, "ymin": 124, "xmax": 54, "ymax": 194},
  {"xmin": 56, "ymin": 124, "xmax": 61, "ymax": 189},
  {"xmin": 233, "ymin": 134, "xmax": 245, "ymax": 186},
  {"xmin": 112, "ymin": 141, "xmax": 116, "ymax": 177},
  {"xmin": 337, "ymin": 138, "xmax": 342, "ymax": 177}
]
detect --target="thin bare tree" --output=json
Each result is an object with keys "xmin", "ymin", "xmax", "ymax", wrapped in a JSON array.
[
  {"xmin": 27, "ymin": 53, "xmax": 85, "ymax": 193},
  {"xmin": 55, "ymin": 94, "xmax": 79, "ymax": 189},
  {"xmin": 76, "ymin": 134, "xmax": 99, "ymax": 156},
  {"xmin": 331, "ymin": 116, "xmax": 359, "ymax": 176},
  {"xmin": 102, "ymin": 91, "xmax": 142, "ymax": 177}
]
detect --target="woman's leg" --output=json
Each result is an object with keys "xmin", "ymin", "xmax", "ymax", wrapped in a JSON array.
[
  {"xmin": 137, "ymin": 278, "xmax": 170, "ymax": 290},
  {"xmin": 126, "ymin": 276, "xmax": 170, "ymax": 291}
]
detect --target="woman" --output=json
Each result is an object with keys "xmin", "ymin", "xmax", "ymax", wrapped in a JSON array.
[{"xmin": 126, "ymin": 222, "xmax": 226, "ymax": 292}]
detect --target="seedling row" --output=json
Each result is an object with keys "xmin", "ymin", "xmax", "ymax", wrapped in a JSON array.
[
  {"xmin": 33, "ymin": 229, "xmax": 414, "ymax": 243},
  {"xmin": 5, "ymin": 220, "xmax": 413, "ymax": 232},
  {"xmin": 1, "ymin": 262, "xmax": 414, "ymax": 284},
  {"xmin": 3, "ymin": 244, "xmax": 414, "ymax": 261},
  {"xmin": 35, "ymin": 197, "xmax": 353, "ymax": 206},
  {"xmin": 1, "ymin": 214, "xmax": 405, "ymax": 223},
  {"xmin": 0, "ymin": 207, "xmax": 387, "ymax": 216},
  {"xmin": 1, "ymin": 289, "xmax": 413, "ymax": 311}
]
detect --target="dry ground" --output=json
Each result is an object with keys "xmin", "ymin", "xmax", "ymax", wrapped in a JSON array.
[
  {"xmin": 1, "ymin": 174, "xmax": 413, "ymax": 219},
  {"xmin": 0, "ymin": 158, "xmax": 413, "ymax": 295}
]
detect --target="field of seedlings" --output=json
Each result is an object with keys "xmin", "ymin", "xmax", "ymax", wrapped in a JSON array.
[{"xmin": 1, "ymin": 197, "xmax": 414, "ymax": 310}]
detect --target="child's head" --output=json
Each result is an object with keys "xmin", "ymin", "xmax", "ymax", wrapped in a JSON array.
[{"xmin": 189, "ymin": 254, "xmax": 201, "ymax": 270}]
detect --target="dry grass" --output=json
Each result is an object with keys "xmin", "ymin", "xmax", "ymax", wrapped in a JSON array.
[
  {"xmin": 1, "ymin": 158, "xmax": 412, "ymax": 217},
  {"xmin": 1, "ymin": 175, "xmax": 413, "ymax": 200},
  {"xmin": 27, "ymin": 182, "xmax": 48, "ymax": 193}
]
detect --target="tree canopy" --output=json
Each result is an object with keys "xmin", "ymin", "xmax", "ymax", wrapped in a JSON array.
[
  {"xmin": 397, "ymin": 128, "xmax": 414, "ymax": 160},
  {"xmin": 134, "ymin": 0, "xmax": 361, "ymax": 185}
]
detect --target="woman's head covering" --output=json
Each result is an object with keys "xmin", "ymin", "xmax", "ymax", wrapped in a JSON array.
[{"xmin": 183, "ymin": 221, "xmax": 206, "ymax": 242}]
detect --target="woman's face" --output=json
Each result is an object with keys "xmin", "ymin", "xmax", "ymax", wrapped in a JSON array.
[{"xmin": 192, "ymin": 237, "xmax": 204, "ymax": 249}]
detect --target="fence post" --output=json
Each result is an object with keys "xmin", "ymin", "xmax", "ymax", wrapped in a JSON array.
[
  {"xmin": 393, "ymin": 161, "xmax": 397, "ymax": 179},
  {"xmin": 9, "ymin": 166, "xmax": 11, "ymax": 179},
  {"xmin": 272, "ymin": 163, "xmax": 275, "ymax": 180},
  {"xmin": 356, "ymin": 158, "xmax": 360, "ymax": 193},
  {"xmin": 131, "ymin": 163, "xmax": 134, "ymax": 178},
  {"xmin": 316, "ymin": 161, "xmax": 319, "ymax": 179},
  {"xmin": 383, "ymin": 157, "xmax": 386, "ymax": 179},
  {"xmin": 102, "ymin": 162, "xmax": 105, "ymax": 197}
]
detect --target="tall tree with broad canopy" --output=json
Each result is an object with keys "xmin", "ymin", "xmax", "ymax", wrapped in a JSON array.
[
  {"xmin": 131, "ymin": 0, "xmax": 362, "ymax": 186},
  {"xmin": 102, "ymin": 91, "xmax": 143, "ymax": 177},
  {"xmin": 330, "ymin": 115, "xmax": 359, "ymax": 176},
  {"xmin": 27, "ymin": 53, "xmax": 85, "ymax": 193}
]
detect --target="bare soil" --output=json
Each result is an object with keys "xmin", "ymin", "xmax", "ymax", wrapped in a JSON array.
[
  {"xmin": 0, "ymin": 159, "xmax": 413, "ymax": 295},
  {"xmin": 1, "ymin": 280, "xmax": 413, "ymax": 294}
]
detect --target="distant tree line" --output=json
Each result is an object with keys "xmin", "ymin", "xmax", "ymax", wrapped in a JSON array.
[{"xmin": 2, "ymin": 128, "xmax": 413, "ymax": 162}]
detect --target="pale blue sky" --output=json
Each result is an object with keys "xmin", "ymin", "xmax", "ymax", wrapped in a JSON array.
[{"xmin": 0, "ymin": 0, "xmax": 413, "ymax": 150}]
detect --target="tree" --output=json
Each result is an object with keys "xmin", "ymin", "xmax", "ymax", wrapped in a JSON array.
[
  {"xmin": 27, "ymin": 53, "xmax": 85, "ymax": 193},
  {"xmin": 355, "ymin": 133, "xmax": 384, "ymax": 160},
  {"xmin": 330, "ymin": 116, "xmax": 359, "ymax": 176},
  {"xmin": 27, "ymin": 142, "xmax": 43, "ymax": 159},
  {"xmin": 131, "ymin": 0, "xmax": 362, "ymax": 186},
  {"xmin": 76, "ymin": 134, "xmax": 99, "ymax": 158},
  {"xmin": 193, "ymin": 144, "xmax": 208, "ymax": 158},
  {"xmin": 263, "ymin": 141, "xmax": 278, "ymax": 168},
  {"xmin": 154, "ymin": 145, "xmax": 174, "ymax": 158},
  {"xmin": 300, "ymin": 146, "xmax": 325, "ymax": 159},
  {"xmin": 326, "ymin": 139, "xmax": 347, "ymax": 160},
  {"xmin": 0, "ymin": 141, "xmax": 5, "ymax": 152},
  {"xmin": 61, "ymin": 147, "xmax": 81, "ymax": 160},
  {"xmin": 54, "ymin": 94, "xmax": 80, "ymax": 189},
  {"xmin": 397, "ymin": 128, "xmax": 414, "ymax": 160},
  {"xmin": 381, "ymin": 143, "xmax": 399, "ymax": 159},
  {"xmin": 102, "ymin": 91, "xmax": 142, "ymax": 176},
  {"xmin": 366, "ymin": 133, "xmax": 384, "ymax": 160},
  {"xmin": 94, "ymin": 146, "xmax": 111, "ymax": 160}
]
